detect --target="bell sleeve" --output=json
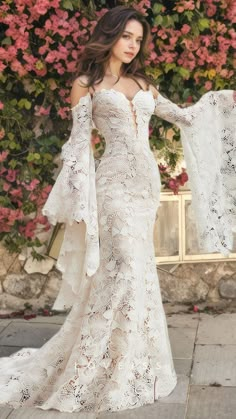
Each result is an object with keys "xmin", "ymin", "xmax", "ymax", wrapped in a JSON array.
[
  {"xmin": 153, "ymin": 90, "xmax": 236, "ymax": 255},
  {"xmin": 42, "ymin": 93, "xmax": 99, "ymax": 310}
]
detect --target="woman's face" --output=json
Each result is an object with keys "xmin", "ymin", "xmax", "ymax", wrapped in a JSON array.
[{"xmin": 111, "ymin": 19, "xmax": 143, "ymax": 63}]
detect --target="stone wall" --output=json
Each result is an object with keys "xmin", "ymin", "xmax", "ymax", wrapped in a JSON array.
[
  {"xmin": 0, "ymin": 243, "xmax": 59, "ymax": 311},
  {"xmin": 158, "ymin": 261, "xmax": 236, "ymax": 305},
  {"xmin": 0, "ymin": 242, "xmax": 236, "ymax": 312}
]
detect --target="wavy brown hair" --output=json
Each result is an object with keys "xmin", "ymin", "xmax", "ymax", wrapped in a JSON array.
[{"xmin": 76, "ymin": 5, "xmax": 156, "ymax": 89}]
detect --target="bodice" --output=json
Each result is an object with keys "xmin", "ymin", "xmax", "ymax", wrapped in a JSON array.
[{"xmin": 92, "ymin": 88, "xmax": 155, "ymax": 156}]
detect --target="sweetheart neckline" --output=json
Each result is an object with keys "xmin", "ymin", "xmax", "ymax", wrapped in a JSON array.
[
  {"xmin": 70, "ymin": 88, "xmax": 155, "ymax": 111},
  {"xmin": 92, "ymin": 88, "xmax": 154, "ymax": 104}
]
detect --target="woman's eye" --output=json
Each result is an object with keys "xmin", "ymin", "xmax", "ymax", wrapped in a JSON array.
[{"xmin": 123, "ymin": 35, "xmax": 129, "ymax": 39}]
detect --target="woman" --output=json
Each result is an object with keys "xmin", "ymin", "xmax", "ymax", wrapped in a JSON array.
[{"xmin": 0, "ymin": 5, "xmax": 235, "ymax": 415}]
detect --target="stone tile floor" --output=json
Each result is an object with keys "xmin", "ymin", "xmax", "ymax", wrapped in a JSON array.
[{"xmin": 0, "ymin": 309, "xmax": 236, "ymax": 419}]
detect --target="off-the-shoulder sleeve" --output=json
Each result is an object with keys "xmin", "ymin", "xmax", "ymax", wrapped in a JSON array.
[
  {"xmin": 154, "ymin": 90, "xmax": 236, "ymax": 255},
  {"xmin": 42, "ymin": 93, "xmax": 99, "ymax": 310}
]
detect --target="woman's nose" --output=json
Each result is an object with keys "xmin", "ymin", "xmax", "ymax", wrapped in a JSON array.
[{"xmin": 129, "ymin": 39, "xmax": 136, "ymax": 48}]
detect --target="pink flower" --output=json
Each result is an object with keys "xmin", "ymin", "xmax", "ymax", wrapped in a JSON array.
[
  {"xmin": 54, "ymin": 63, "xmax": 65, "ymax": 75},
  {"xmin": 40, "ymin": 185, "xmax": 52, "ymax": 201},
  {"xmin": 15, "ymin": 37, "xmax": 29, "ymax": 50},
  {"xmin": 35, "ymin": 215, "xmax": 47, "ymax": 225},
  {"xmin": 58, "ymin": 107, "xmax": 70, "ymax": 119},
  {"xmin": 206, "ymin": 5, "xmax": 217, "ymax": 17},
  {"xmin": 33, "ymin": 0, "xmax": 50, "ymax": 16},
  {"xmin": 220, "ymin": 69, "xmax": 228, "ymax": 78},
  {"xmin": 175, "ymin": 1, "xmax": 195, "ymax": 12},
  {"xmin": 59, "ymin": 89, "xmax": 67, "ymax": 97},
  {"xmin": 28, "ymin": 179, "xmax": 40, "ymax": 191},
  {"xmin": 181, "ymin": 24, "xmax": 191, "ymax": 35},
  {"xmin": 0, "ymin": 207, "xmax": 9, "ymax": 221},
  {"xmin": 6, "ymin": 169, "xmax": 17, "ymax": 182},
  {"xmin": 11, "ymin": 59, "xmax": 27, "ymax": 77},
  {"xmin": 80, "ymin": 17, "xmax": 89, "ymax": 27},
  {"xmin": 34, "ymin": 105, "xmax": 51, "ymax": 116},
  {"xmin": 186, "ymin": 96, "xmax": 193, "ymax": 103},
  {"xmin": 177, "ymin": 170, "xmax": 188, "ymax": 186},
  {"xmin": 66, "ymin": 61, "xmax": 77, "ymax": 73},
  {"xmin": 10, "ymin": 188, "xmax": 23, "ymax": 198},
  {"xmin": 24, "ymin": 221, "xmax": 36, "ymax": 238},
  {"xmin": 158, "ymin": 164, "xmax": 167, "ymax": 174},
  {"xmin": 45, "ymin": 51, "xmax": 58, "ymax": 63},
  {"xmin": 0, "ymin": 62, "xmax": 6, "ymax": 72},
  {"xmin": 204, "ymin": 81, "xmax": 213, "ymax": 90},
  {"xmin": 0, "ymin": 223, "xmax": 11, "ymax": 233},
  {"xmin": 23, "ymin": 179, "xmax": 40, "ymax": 191},
  {"xmin": 0, "ymin": 101, "xmax": 4, "ymax": 110},
  {"xmin": 3, "ymin": 182, "xmax": 11, "ymax": 192},
  {"xmin": 0, "ymin": 128, "xmax": 5, "ymax": 139},
  {"xmin": 8, "ymin": 209, "xmax": 20, "ymax": 225},
  {"xmin": 91, "ymin": 136, "xmax": 101, "ymax": 146},
  {"xmin": 168, "ymin": 179, "xmax": 180, "ymax": 195},
  {"xmin": 0, "ymin": 167, "xmax": 7, "ymax": 176},
  {"xmin": 0, "ymin": 151, "xmax": 9, "ymax": 162}
]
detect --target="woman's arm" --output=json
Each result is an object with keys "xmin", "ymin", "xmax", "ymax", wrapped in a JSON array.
[
  {"xmin": 42, "ymin": 76, "xmax": 95, "ymax": 227},
  {"xmin": 70, "ymin": 75, "xmax": 90, "ymax": 108},
  {"xmin": 150, "ymin": 85, "xmax": 203, "ymax": 127},
  {"xmin": 151, "ymin": 88, "xmax": 236, "ymax": 256},
  {"xmin": 69, "ymin": 77, "xmax": 91, "ymax": 225}
]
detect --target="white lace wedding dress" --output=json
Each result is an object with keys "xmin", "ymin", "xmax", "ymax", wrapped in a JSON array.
[{"xmin": 0, "ymin": 87, "xmax": 235, "ymax": 414}]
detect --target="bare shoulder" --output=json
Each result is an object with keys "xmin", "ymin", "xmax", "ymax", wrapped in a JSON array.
[
  {"xmin": 149, "ymin": 84, "xmax": 159, "ymax": 99},
  {"xmin": 70, "ymin": 75, "xmax": 90, "ymax": 108}
]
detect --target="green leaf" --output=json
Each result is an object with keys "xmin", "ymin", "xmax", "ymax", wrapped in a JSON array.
[
  {"xmin": 33, "ymin": 79, "xmax": 45, "ymax": 96},
  {"xmin": 0, "ymin": 73, "xmax": 7, "ymax": 83},
  {"xmin": 7, "ymin": 132, "xmax": 14, "ymax": 141},
  {"xmin": 18, "ymin": 99, "xmax": 31, "ymax": 110},
  {"xmin": 43, "ymin": 153, "xmax": 53, "ymax": 161},
  {"xmin": 185, "ymin": 11, "xmax": 194, "ymax": 21},
  {"xmin": 153, "ymin": 3, "xmax": 163, "ymax": 14},
  {"xmin": 182, "ymin": 88, "xmax": 192, "ymax": 101},
  {"xmin": 164, "ymin": 63, "xmax": 176, "ymax": 73},
  {"xmin": 2, "ymin": 37, "xmax": 12, "ymax": 45},
  {"xmin": 154, "ymin": 15, "xmax": 163, "ymax": 26},
  {"xmin": 22, "ymin": 201, "xmax": 36, "ymax": 215},
  {"xmin": 198, "ymin": 18, "xmax": 210, "ymax": 31},
  {"xmin": 172, "ymin": 14, "xmax": 179, "ymax": 23},
  {"xmin": 62, "ymin": 0, "xmax": 73, "ymax": 10},
  {"xmin": 0, "ymin": 196, "xmax": 11, "ymax": 206},
  {"xmin": 24, "ymin": 100, "xmax": 31, "ymax": 110},
  {"xmin": 26, "ymin": 153, "xmax": 35, "ymax": 162},
  {"xmin": 177, "ymin": 67, "xmax": 191, "ymax": 79},
  {"xmin": 8, "ymin": 159, "xmax": 18, "ymax": 169},
  {"xmin": 10, "ymin": 99, "xmax": 17, "ymax": 107},
  {"xmin": 9, "ymin": 141, "xmax": 17, "ymax": 150},
  {"xmin": 6, "ymin": 82, "xmax": 13, "ymax": 91}
]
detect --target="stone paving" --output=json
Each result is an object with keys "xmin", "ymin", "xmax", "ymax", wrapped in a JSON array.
[{"xmin": 0, "ymin": 310, "xmax": 236, "ymax": 419}]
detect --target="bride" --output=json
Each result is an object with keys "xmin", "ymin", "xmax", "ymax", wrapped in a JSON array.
[{"xmin": 0, "ymin": 5, "xmax": 235, "ymax": 415}]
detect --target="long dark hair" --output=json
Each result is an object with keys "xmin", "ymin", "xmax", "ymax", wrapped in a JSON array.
[{"xmin": 77, "ymin": 5, "xmax": 156, "ymax": 89}]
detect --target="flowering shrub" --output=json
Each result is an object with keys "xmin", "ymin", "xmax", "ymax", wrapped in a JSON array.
[{"xmin": 0, "ymin": 0, "xmax": 235, "ymax": 254}]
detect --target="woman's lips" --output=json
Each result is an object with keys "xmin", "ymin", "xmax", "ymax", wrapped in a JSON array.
[{"xmin": 124, "ymin": 52, "xmax": 134, "ymax": 58}]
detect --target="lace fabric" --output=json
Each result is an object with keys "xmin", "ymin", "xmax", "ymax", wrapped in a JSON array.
[
  {"xmin": 0, "ymin": 87, "xmax": 235, "ymax": 414},
  {"xmin": 42, "ymin": 94, "xmax": 99, "ymax": 309},
  {"xmin": 154, "ymin": 91, "xmax": 236, "ymax": 254}
]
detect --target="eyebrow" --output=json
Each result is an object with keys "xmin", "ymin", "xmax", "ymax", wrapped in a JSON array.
[{"xmin": 123, "ymin": 30, "xmax": 143, "ymax": 39}]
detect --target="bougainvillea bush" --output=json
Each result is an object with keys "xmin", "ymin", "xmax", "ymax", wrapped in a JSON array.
[{"xmin": 0, "ymin": 0, "xmax": 235, "ymax": 256}]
